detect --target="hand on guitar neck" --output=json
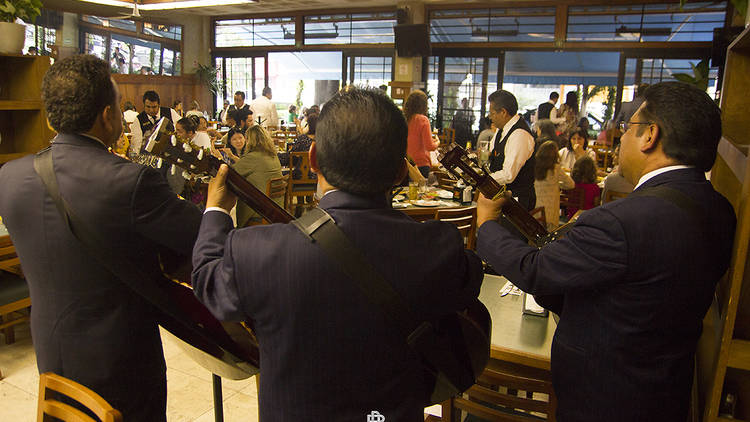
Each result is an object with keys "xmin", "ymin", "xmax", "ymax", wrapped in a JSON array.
[
  {"xmin": 476, "ymin": 191, "xmax": 509, "ymax": 228},
  {"xmin": 207, "ymin": 164, "xmax": 237, "ymax": 213}
]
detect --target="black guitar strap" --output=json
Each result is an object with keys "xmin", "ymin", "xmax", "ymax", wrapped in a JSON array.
[
  {"xmin": 293, "ymin": 207, "xmax": 477, "ymax": 401},
  {"xmin": 32, "ymin": 147, "xmax": 250, "ymax": 372}
]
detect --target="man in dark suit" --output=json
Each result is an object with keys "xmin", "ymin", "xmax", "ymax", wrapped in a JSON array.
[
  {"xmin": 192, "ymin": 87, "xmax": 484, "ymax": 421},
  {"xmin": 535, "ymin": 91, "xmax": 559, "ymax": 121},
  {"xmin": 475, "ymin": 81, "xmax": 736, "ymax": 421},
  {"xmin": 0, "ymin": 55, "xmax": 201, "ymax": 420},
  {"xmin": 221, "ymin": 90, "xmax": 251, "ymax": 125}
]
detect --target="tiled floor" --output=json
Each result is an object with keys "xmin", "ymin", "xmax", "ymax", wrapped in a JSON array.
[{"xmin": 0, "ymin": 322, "xmax": 260, "ymax": 421}]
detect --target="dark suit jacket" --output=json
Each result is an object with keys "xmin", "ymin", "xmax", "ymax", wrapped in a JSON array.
[
  {"xmin": 477, "ymin": 168, "xmax": 735, "ymax": 422},
  {"xmin": 192, "ymin": 190, "xmax": 484, "ymax": 421},
  {"xmin": 0, "ymin": 134, "xmax": 201, "ymax": 420}
]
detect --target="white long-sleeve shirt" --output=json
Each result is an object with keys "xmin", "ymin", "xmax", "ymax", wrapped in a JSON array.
[
  {"xmin": 250, "ymin": 95, "xmax": 279, "ymax": 128},
  {"xmin": 489, "ymin": 114, "xmax": 535, "ymax": 185}
]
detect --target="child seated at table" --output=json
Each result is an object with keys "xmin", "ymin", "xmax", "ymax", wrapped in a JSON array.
[{"xmin": 567, "ymin": 155, "xmax": 601, "ymax": 220}]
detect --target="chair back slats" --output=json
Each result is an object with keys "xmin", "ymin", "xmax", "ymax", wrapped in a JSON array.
[
  {"xmin": 529, "ymin": 207, "xmax": 546, "ymax": 226},
  {"xmin": 287, "ymin": 152, "xmax": 317, "ymax": 216},
  {"xmin": 432, "ymin": 170, "xmax": 457, "ymax": 191},
  {"xmin": 603, "ymin": 190, "xmax": 628, "ymax": 203},
  {"xmin": 441, "ymin": 365, "xmax": 557, "ymax": 422},
  {"xmin": 453, "ymin": 397, "xmax": 543, "ymax": 422},
  {"xmin": 559, "ymin": 187, "xmax": 585, "ymax": 210},
  {"xmin": 38, "ymin": 373, "xmax": 123, "ymax": 422},
  {"xmin": 263, "ymin": 174, "xmax": 290, "ymax": 224},
  {"xmin": 469, "ymin": 384, "xmax": 550, "ymax": 414},
  {"xmin": 435, "ymin": 207, "xmax": 477, "ymax": 250}
]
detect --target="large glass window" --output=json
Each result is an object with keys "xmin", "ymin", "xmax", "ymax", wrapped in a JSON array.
[
  {"xmin": 304, "ymin": 12, "xmax": 396, "ymax": 45},
  {"xmin": 345, "ymin": 55, "xmax": 393, "ymax": 87},
  {"xmin": 143, "ymin": 23, "xmax": 182, "ymax": 41},
  {"xmin": 23, "ymin": 24, "xmax": 55, "ymax": 55},
  {"xmin": 567, "ymin": 2, "xmax": 726, "ymax": 42},
  {"xmin": 430, "ymin": 7, "xmax": 556, "ymax": 43},
  {"xmin": 84, "ymin": 33, "xmax": 107, "ymax": 60},
  {"xmin": 215, "ymin": 17, "xmax": 295, "ymax": 47}
]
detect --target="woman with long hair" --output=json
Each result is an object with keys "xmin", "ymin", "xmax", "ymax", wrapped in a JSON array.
[
  {"xmin": 559, "ymin": 127, "xmax": 596, "ymax": 170},
  {"xmin": 534, "ymin": 141, "xmax": 574, "ymax": 229},
  {"xmin": 404, "ymin": 90, "xmax": 438, "ymax": 178},
  {"xmin": 232, "ymin": 125, "xmax": 283, "ymax": 227},
  {"xmin": 556, "ymin": 91, "xmax": 579, "ymax": 134}
]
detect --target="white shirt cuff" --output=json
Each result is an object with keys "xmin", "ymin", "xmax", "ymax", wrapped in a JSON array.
[{"xmin": 204, "ymin": 207, "xmax": 231, "ymax": 217}]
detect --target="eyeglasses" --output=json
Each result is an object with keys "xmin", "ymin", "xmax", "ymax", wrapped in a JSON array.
[{"xmin": 617, "ymin": 121, "xmax": 651, "ymax": 132}]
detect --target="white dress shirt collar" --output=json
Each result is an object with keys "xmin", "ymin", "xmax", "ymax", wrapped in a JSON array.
[
  {"xmin": 634, "ymin": 165, "xmax": 693, "ymax": 190},
  {"xmin": 500, "ymin": 114, "xmax": 521, "ymax": 140}
]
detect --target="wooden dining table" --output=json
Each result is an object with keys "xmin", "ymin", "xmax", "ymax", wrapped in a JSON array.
[{"xmin": 393, "ymin": 187, "xmax": 476, "ymax": 222}]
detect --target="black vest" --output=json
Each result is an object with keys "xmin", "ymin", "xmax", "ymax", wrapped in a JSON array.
[
  {"xmin": 137, "ymin": 107, "xmax": 174, "ymax": 152},
  {"xmin": 537, "ymin": 102, "xmax": 554, "ymax": 120},
  {"xmin": 489, "ymin": 116, "xmax": 536, "ymax": 208}
]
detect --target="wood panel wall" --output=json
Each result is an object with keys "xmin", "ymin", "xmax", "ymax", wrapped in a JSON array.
[{"xmin": 113, "ymin": 74, "xmax": 212, "ymax": 117}]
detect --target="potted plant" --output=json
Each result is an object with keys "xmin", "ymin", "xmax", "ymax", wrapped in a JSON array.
[
  {"xmin": 193, "ymin": 62, "xmax": 220, "ymax": 96},
  {"xmin": 0, "ymin": 0, "xmax": 42, "ymax": 54}
]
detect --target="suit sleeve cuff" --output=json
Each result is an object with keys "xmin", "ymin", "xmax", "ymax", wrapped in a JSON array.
[{"xmin": 205, "ymin": 207, "xmax": 231, "ymax": 217}]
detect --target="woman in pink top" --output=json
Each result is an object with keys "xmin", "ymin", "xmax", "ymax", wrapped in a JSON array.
[{"xmin": 404, "ymin": 90, "xmax": 438, "ymax": 178}]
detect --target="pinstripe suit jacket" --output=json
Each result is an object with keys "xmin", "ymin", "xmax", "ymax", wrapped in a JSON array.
[{"xmin": 192, "ymin": 190, "xmax": 484, "ymax": 421}]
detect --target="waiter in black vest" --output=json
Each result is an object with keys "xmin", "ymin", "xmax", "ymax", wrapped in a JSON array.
[
  {"xmin": 536, "ymin": 91, "xmax": 559, "ymax": 121},
  {"xmin": 487, "ymin": 90, "xmax": 536, "ymax": 237},
  {"xmin": 129, "ymin": 90, "xmax": 181, "ymax": 157}
]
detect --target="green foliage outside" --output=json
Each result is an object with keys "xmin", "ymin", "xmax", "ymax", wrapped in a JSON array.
[
  {"xmin": 673, "ymin": 59, "xmax": 710, "ymax": 92},
  {"xmin": 0, "ymin": 0, "xmax": 42, "ymax": 23}
]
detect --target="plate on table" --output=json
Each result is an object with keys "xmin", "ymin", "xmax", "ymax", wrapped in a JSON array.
[
  {"xmin": 392, "ymin": 194, "xmax": 406, "ymax": 201},
  {"xmin": 391, "ymin": 202, "xmax": 408, "ymax": 209},
  {"xmin": 435, "ymin": 189, "xmax": 453, "ymax": 200},
  {"xmin": 412, "ymin": 200, "xmax": 441, "ymax": 207}
]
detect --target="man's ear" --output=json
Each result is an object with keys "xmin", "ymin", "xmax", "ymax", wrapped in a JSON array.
[
  {"xmin": 640, "ymin": 124, "xmax": 661, "ymax": 153},
  {"xmin": 309, "ymin": 141, "xmax": 319, "ymax": 174}
]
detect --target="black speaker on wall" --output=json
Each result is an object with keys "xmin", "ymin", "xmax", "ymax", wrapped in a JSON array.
[{"xmin": 394, "ymin": 23, "xmax": 431, "ymax": 57}]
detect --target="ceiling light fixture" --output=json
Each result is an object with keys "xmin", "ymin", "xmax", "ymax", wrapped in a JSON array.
[{"xmin": 139, "ymin": 0, "xmax": 259, "ymax": 10}]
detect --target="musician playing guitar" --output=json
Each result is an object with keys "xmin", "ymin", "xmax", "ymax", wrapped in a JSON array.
[
  {"xmin": 193, "ymin": 88, "xmax": 484, "ymax": 420},
  {"xmin": 0, "ymin": 55, "xmax": 201, "ymax": 420}
]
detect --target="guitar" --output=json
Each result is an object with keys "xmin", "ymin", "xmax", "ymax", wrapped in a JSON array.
[
  {"xmin": 439, "ymin": 143, "xmax": 577, "ymax": 247},
  {"xmin": 146, "ymin": 119, "xmax": 490, "ymax": 405}
]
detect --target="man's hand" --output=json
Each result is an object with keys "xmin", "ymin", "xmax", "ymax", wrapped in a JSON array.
[
  {"xmin": 477, "ymin": 192, "xmax": 508, "ymax": 227},
  {"xmin": 206, "ymin": 164, "xmax": 237, "ymax": 212},
  {"xmin": 572, "ymin": 142, "xmax": 584, "ymax": 158}
]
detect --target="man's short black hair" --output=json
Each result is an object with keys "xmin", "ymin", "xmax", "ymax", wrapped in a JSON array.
[
  {"xmin": 42, "ymin": 54, "xmax": 116, "ymax": 134},
  {"xmin": 177, "ymin": 116, "xmax": 198, "ymax": 133},
  {"xmin": 262, "ymin": 87, "xmax": 272, "ymax": 97},
  {"xmin": 639, "ymin": 81, "xmax": 721, "ymax": 172},
  {"xmin": 550, "ymin": 91, "xmax": 559, "ymax": 100},
  {"xmin": 123, "ymin": 101, "xmax": 136, "ymax": 111},
  {"xmin": 143, "ymin": 90, "xmax": 160, "ymax": 104},
  {"xmin": 235, "ymin": 108, "xmax": 252, "ymax": 125},
  {"xmin": 234, "ymin": 91, "xmax": 245, "ymax": 100},
  {"xmin": 488, "ymin": 90, "xmax": 518, "ymax": 116},
  {"xmin": 316, "ymin": 87, "xmax": 407, "ymax": 195}
]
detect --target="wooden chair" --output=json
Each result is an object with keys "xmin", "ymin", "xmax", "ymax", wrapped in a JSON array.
[
  {"xmin": 287, "ymin": 151, "xmax": 317, "ymax": 216},
  {"xmin": 559, "ymin": 187, "xmax": 585, "ymax": 215},
  {"xmin": 435, "ymin": 207, "xmax": 477, "ymax": 250},
  {"xmin": 433, "ymin": 170, "xmax": 457, "ymax": 191},
  {"xmin": 0, "ymin": 271, "xmax": 30, "ymax": 346},
  {"xmin": 37, "ymin": 372, "xmax": 122, "ymax": 422},
  {"xmin": 264, "ymin": 174, "xmax": 290, "ymax": 224},
  {"xmin": 529, "ymin": 207, "xmax": 547, "ymax": 227},
  {"xmin": 441, "ymin": 363, "xmax": 557, "ymax": 422},
  {"xmin": 0, "ymin": 236, "xmax": 29, "ymax": 346},
  {"xmin": 602, "ymin": 190, "xmax": 629, "ymax": 203},
  {"xmin": 439, "ymin": 128, "xmax": 456, "ymax": 145}
]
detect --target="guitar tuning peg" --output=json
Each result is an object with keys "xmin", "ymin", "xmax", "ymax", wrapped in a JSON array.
[
  {"xmin": 156, "ymin": 158, "xmax": 163, "ymax": 168},
  {"xmin": 183, "ymin": 143, "xmax": 192, "ymax": 153},
  {"xmin": 197, "ymin": 149, "xmax": 204, "ymax": 160},
  {"xmin": 170, "ymin": 135, "xmax": 177, "ymax": 147},
  {"xmin": 171, "ymin": 164, "xmax": 176, "ymax": 175}
]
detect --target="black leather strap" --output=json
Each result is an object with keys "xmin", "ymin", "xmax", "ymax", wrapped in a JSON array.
[{"xmin": 32, "ymin": 147, "xmax": 226, "ymax": 354}]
